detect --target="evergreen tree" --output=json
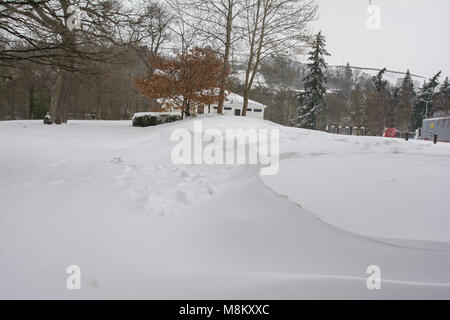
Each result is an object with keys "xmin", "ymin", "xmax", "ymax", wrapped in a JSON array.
[
  {"xmin": 367, "ymin": 68, "xmax": 389, "ymax": 135},
  {"xmin": 434, "ymin": 77, "xmax": 450, "ymax": 117},
  {"xmin": 348, "ymin": 85, "xmax": 365, "ymax": 127},
  {"xmin": 395, "ymin": 70, "xmax": 415, "ymax": 131},
  {"xmin": 373, "ymin": 68, "xmax": 388, "ymax": 92},
  {"xmin": 295, "ymin": 31, "xmax": 330, "ymax": 129},
  {"xmin": 412, "ymin": 71, "xmax": 441, "ymax": 129},
  {"xmin": 387, "ymin": 87, "xmax": 398, "ymax": 128},
  {"xmin": 441, "ymin": 77, "xmax": 450, "ymax": 94},
  {"xmin": 342, "ymin": 62, "xmax": 353, "ymax": 93}
]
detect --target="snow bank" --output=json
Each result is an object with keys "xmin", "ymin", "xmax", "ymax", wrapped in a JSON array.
[{"xmin": 0, "ymin": 117, "xmax": 449, "ymax": 299}]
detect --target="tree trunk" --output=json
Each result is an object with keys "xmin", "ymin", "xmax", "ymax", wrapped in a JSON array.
[
  {"xmin": 96, "ymin": 103, "xmax": 103, "ymax": 120},
  {"xmin": 242, "ymin": 88, "xmax": 250, "ymax": 117},
  {"xmin": 49, "ymin": 25, "xmax": 76, "ymax": 124},
  {"xmin": 50, "ymin": 70, "xmax": 73, "ymax": 124},
  {"xmin": 95, "ymin": 76, "xmax": 103, "ymax": 120},
  {"xmin": 241, "ymin": 0, "xmax": 262, "ymax": 117},
  {"xmin": 217, "ymin": 79, "xmax": 226, "ymax": 115},
  {"xmin": 242, "ymin": 0, "xmax": 267, "ymax": 117},
  {"xmin": 217, "ymin": 5, "xmax": 233, "ymax": 115},
  {"xmin": 28, "ymin": 85, "xmax": 34, "ymax": 119},
  {"xmin": 185, "ymin": 99, "xmax": 191, "ymax": 117}
]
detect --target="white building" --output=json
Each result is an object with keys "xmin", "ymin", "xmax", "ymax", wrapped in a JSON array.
[
  {"xmin": 421, "ymin": 117, "xmax": 450, "ymax": 142},
  {"xmin": 207, "ymin": 92, "xmax": 267, "ymax": 119},
  {"xmin": 159, "ymin": 91, "xmax": 267, "ymax": 119}
]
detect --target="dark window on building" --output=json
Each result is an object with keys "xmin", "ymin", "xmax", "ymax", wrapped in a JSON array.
[
  {"xmin": 224, "ymin": 107, "xmax": 232, "ymax": 111},
  {"xmin": 254, "ymin": 109, "xmax": 262, "ymax": 112},
  {"xmin": 247, "ymin": 109, "xmax": 252, "ymax": 112}
]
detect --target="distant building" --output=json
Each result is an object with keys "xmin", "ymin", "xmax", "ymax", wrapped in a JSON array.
[
  {"xmin": 159, "ymin": 91, "xmax": 267, "ymax": 119},
  {"xmin": 421, "ymin": 117, "xmax": 450, "ymax": 142},
  {"xmin": 207, "ymin": 92, "xmax": 267, "ymax": 119}
]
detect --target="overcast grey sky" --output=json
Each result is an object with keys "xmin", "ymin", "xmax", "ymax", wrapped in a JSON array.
[{"xmin": 311, "ymin": 0, "xmax": 449, "ymax": 81}]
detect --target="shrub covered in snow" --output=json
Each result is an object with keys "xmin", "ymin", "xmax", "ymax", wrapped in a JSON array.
[
  {"xmin": 132, "ymin": 112, "xmax": 182, "ymax": 127},
  {"xmin": 43, "ymin": 112, "xmax": 52, "ymax": 124}
]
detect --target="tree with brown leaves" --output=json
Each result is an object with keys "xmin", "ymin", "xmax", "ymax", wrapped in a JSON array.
[{"xmin": 135, "ymin": 47, "xmax": 225, "ymax": 117}]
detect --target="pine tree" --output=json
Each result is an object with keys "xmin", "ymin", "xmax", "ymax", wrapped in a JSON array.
[
  {"xmin": 434, "ymin": 77, "xmax": 450, "ymax": 117},
  {"xmin": 373, "ymin": 68, "xmax": 387, "ymax": 92},
  {"xmin": 343, "ymin": 62, "xmax": 353, "ymax": 93},
  {"xmin": 295, "ymin": 31, "xmax": 330, "ymax": 130},
  {"xmin": 441, "ymin": 77, "xmax": 450, "ymax": 94},
  {"xmin": 348, "ymin": 85, "xmax": 365, "ymax": 127},
  {"xmin": 387, "ymin": 87, "xmax": 398, "ymax": 128},
  {"xmin": 412, "ymin": 71, "xmax": 441, "ymax": 129},
  {"xmin": 395, "ymin": 70, "xmax": 415, "ymax": 131},
  {"xmin": 366, "ymin": 68, "xmax": 389, "ymax": 135}
]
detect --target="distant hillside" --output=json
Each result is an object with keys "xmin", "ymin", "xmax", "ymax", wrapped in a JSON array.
[
  {"xmin": 232, "ymin": 57, "xmax": 427, "ymax": 93},
  {"xmin": 227, "ymin": 57, "xmax": 446, "ymax": 127}
]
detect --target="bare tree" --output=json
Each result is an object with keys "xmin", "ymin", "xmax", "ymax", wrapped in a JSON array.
[
  {"xmin": 0, "ymin": 0, "xmax": 162, "ymax": 123},
  {"xmin": 165, "ymin": 1, "xmax": 195, "ymax": 53},
  {"xmin": 166, "ymin": 0, "xmax": 245, "ymax": 114},
  {"xmin": 239, "ymin": 0, "xmax": 317, "ymax": 116},
  {"xmin": 130, "ymin": 1, "xmax": 173, "ymax": 71}
]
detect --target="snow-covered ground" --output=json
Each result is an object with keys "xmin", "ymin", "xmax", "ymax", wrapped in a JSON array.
[{"xmin": 1, "ymin": 117, "xmax": 449, "ymax": 299}]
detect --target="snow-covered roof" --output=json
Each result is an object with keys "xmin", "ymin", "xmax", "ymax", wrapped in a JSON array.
[
  {"xmin": 423, "ymin": 116, "xmax": 450, "ymax": 122},
  {"xmin": 157, "ymin": 90, "xmax": 267, "ymax": 109},
  {"xmin": 223, "ymin": 92, "xmax": 267, "ymax": 109}
]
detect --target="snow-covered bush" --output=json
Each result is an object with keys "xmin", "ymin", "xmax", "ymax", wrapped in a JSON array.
[
  {"xmin": 132, "ymin": 112, "xmax": 181, "ymax": 127},
  {"xmin": 43, "ymin": 112, "xmax": 52, "ymax": 124}
]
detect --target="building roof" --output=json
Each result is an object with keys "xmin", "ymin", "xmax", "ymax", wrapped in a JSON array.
[
  {"xmin": 422, "ymin": 117, "xmax": 450, "ymax": 122},
  {"xmin": 223, "ymin": 92, "xmax": 267, "ymax": 109},
  {"xmin": 157, "ymin": 90, "xmax": 267, "ymax": 110}
]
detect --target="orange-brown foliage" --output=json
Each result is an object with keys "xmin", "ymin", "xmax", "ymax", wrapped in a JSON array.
[{"xmin": 135, "ymin": 47, "xmax": 225, "ymax": 114}]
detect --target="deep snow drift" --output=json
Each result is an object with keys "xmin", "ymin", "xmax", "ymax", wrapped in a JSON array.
[{"xmin": 0, "ymin": 116, "xmax": 449, "ymax": 299}]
